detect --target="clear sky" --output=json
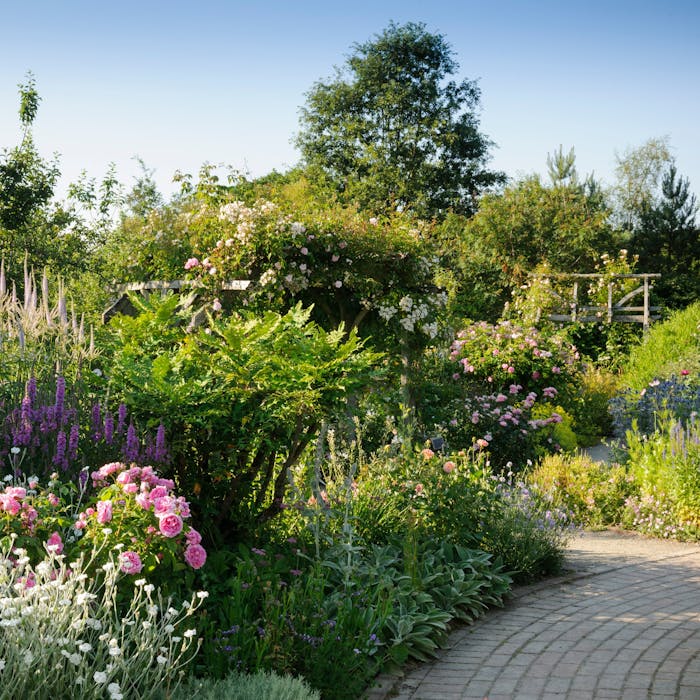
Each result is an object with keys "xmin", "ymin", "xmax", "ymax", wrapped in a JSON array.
[{"xmin": 2, "ymin": 0, "xmax": 699, "ymax": 202}]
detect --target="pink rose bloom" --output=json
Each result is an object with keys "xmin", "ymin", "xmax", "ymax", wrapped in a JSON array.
[
  {"xmin": 476, "ymin": 438, "xmax": 489, "ymax": 449},
  {"xmin": 46, "ymin": 531, "xmax": 64, "ymax": 554},
  {"xmin": 184, "ymin": 257, "xmax": 200, "ymax": 270},
  {"xmin": 149, "ymin": 485, "xmax": 169, "ymax": 501},
  {"xmin": 6, "ymin": 487, "xmax": 26, "ymax": 499},
  {"xmin": 184, "ymin": 543, "xmax": 207, "ymax": 569},
  {"xmin": 74, "ymin": 519, "xmax": 87, "ymax": 530},
  {"xmin": 153, "ymin": 495, "xmax": 177, "ymax": 516},
  {"xmin": 156, "ymin": 478, "xmax": 175, "ymax": 491},
  {"xmin": 158, "ymin": 513, "xmax": 183, "ymax": 538},
  {"xmin": 135, "ymin": 493, "xmax": 151, "ymax": 510},
  {"xmin": 119, "ymin": 550, "xmax": 143, "ymax": 574},
  {"xmin": 421, "ymin": 448, "xmax": 434, "ymax": 459},
  {"xmin": 681, "ymin": 369, "xmax": 690, "ymax": 376},
  {"xmin": 0, "ymin": 495, "xmax": 21, "ymax": 516},
  {"xmin": 96, "ymin": 500, "xmax": 113, "ymax": 524},
  {"xmin": 122, "ymin": 482, "xmax": 139, "ymax": 494},
  {"xmin": 414, "ymin": 483, "xmax": 424, "ymax": 495},
  {"xmin": 146, "ymin": 525, "xmax": 157, "ymax": 534},
  {"xmin": 552, "ymin": 366, "xmax": 561, "ymax": 374},
  {"xmin": 495, "ymin": 394, "xmax": 508, "ymax": 403},
  {"xmin": 176, "ymin": 497, "xmax": 191, "ymax": 518},
  {"xmin": 28, "ymin": 480, "xmax": 38, "ymax": 490},
  {"xmin": 47, "ymin": 493, "xmax": 60, "ymax": 507},
  {"xmin": 443, "ymin": 461, "xmax": 456, "ymax": 474},
  {"xmin": 116, "ymin": 471, "xmax": 132, "ymax": 485},
  {"xmin": 186, "ymin": 527, "xmax": 202, "ymax": 545}
]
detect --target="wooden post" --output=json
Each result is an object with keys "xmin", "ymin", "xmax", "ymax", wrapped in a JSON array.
[
  {"xmin": 643, "ymin": 275, "xmax": 650, "ymax": 330},
  {"xmin": 572, "ymin": 281, "xmax": 578, "ymax": 322},
  {"xmin": 607, "ymin": 282, "xmax": 613, "ymax": 323}
]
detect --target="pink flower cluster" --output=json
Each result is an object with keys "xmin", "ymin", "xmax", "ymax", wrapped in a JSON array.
[
  {"xmin": 0, "ymin": 485, "xmax": 40, "ymax": 532},
  {"xmin": 77, "ymin": 462, "xmax": 207, "ymax": 571}
]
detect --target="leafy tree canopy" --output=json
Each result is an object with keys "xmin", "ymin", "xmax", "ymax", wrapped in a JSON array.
[{"xmin": 296, "ymin": 22, "xmax": 504, "ymax": 219}]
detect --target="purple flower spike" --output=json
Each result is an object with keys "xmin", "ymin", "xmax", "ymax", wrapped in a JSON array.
[
  {"xmin": 104, "ymin": 411, "xmax": 114, "ymax": 445},
  {"xmin": 54, "ymin": 376, "xmax": 66, "ymax": 425},
  {"xmin": 91, "ymin": 403, "xmax": 101, "ymax": 441},
  {"xmin": 68, "ymin": 423, "xmax": 80, "ymax": 459},
  {"xmin": 155, "ymin": 423, "xmax": 168, "ymax": 463},
  {"xmin": 117, "ymin": 403, "xmax": 128, "ymax": 434},
  {"xmin": 124, "ymin": 422, "xmax": 140, "ymax": 463},
  {"xmin": 53, "ymin": 430, "xmax": 67, "ymax": 469}
]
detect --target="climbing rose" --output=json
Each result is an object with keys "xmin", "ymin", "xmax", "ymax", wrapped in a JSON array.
[{"xmin": 96, "ymin": 500, "xmax": 113, "ymax": 524}]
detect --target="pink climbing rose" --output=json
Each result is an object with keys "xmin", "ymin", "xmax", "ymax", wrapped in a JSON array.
[
  {"xmin": 158, "ymin": 513, "xmax": 183, "ymax": 538},
  {"xmin": 119, "ymin": 550, "xmax": 143, "ymax": 574},
  {"xmin": 184, "ymin": 543, "xmax": 207, "ymax": 569}
]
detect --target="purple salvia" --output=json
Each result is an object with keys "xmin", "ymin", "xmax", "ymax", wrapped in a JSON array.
[
  {"xmin": 79, "ymin": 469, "xmax": 88, "ymax": 491},
  {"xmin": 26, "ymin": 377, "xmax": 37, "ymax": 407},
  {"xmin": 68, "ymin": 423, "xmax": 79, "ymax": 460},
  {"xmin": 53, "ymin": 430, "xmax": 67, "ymax": 469},
  {"xmin": 91, "ymin": 402, "xmax": 101, "ymax": 441},
  {"xmin": 103, "ymin": 411, "xmax": 114, "ymax": 445},
  {"xmin": 116, "ymin": 403, "xmax": 127, "ymax": 434},
  {"xmin": 154, "ymin": 423, "xmax": 168, "ymax": 463},
  {"xmin": 54, "ymin": 376, "xmax": 66, "ymax": 426},
  {"xmin": 124, "ymin": 422, "xmax": 140, "ymax": 463},
  {"xmin": 16, "ymin": 396, "xmax": 33, "ymax": 446}
]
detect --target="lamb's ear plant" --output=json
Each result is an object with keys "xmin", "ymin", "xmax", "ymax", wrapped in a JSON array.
[{"xmin": 0, "ymin": 539, "xmax": 207, "ymax": 700}]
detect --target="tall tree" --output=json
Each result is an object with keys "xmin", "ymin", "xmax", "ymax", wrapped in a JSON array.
[
  {"xmin": 296, "ymin": 22, "xmax": 504, "ymax": 219},
  {"xmin": 0, "ymin": 73, "xmax": 84, "ymax": 282},
  {"xmin": 612, "ymin": 136, "xmax": 673, "ymax": 231},
  {"xmin": 634, "ymin": 165, "xmax": 699, "ymax": 308}
]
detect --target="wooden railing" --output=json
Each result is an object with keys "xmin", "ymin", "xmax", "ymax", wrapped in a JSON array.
[
  {"xmin": 102, "ymin": 279, "xmax": 250, "ymax": 322},
  {"xmin": 530, "ymin": 273, "xmax": 662, "ymax": 330}
]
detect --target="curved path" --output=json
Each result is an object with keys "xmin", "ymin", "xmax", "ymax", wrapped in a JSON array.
[{"xmin": 368, "ymin": 530, "xmax": 700, "ymax": 700}]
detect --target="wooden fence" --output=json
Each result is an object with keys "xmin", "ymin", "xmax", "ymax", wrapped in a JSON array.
[{"xmin": 530, "ymin": 273, "xmax": 662, "ymax": 330}]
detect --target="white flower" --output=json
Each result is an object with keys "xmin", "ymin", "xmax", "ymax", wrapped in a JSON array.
[
  {"xmin": 23, "ymin": 650, "xmax": 34, "ymax": 666},
  {"xmin": 134, "ymin": 578, "xmax": 146, "ymax": 587},
  {"xmin": 196, "ymin": 591, "xmax": 209, "ymax": 599},
  {"xmin": 108, "ymin": 682, "xmax": 123, "ymax": 700},
  {"xmin": 142, "ymin": 621, "xmax": 152, "ymax": 630},
  {"xmin": 183, "ymin": 629, "xmax": 197, "ymax": 638},
  {"xmin": 164, "ymin": 624, "xmax": 175, "ymax": 634},
  {"xmin": 0, "ymin": 658, "xmax": 5, "ymax": 671},
  {"xmin": 144, "ymin": 584, "xmax": 155, "ymax": 594},
  {"xmin": 94, "ymin": 671, "xmax": 107, "ymax": 684},
  {"xmin": 78, "ymin": 642, "xmax": 92, "ymax": 653},
  {"xmin": 102, "ymin": 529, "xmax": 113, "ymax": 537},
  {"xmin": 10, "ymin": 447, "xmax": 20, "ymax": 455},
  {"xmin": 156, "ymin": 655, "xmax": 168, "ymax": 665}
]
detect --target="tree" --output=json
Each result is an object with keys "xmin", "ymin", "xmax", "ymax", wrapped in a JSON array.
[
  {"xmin": 612, "ymin": 137, "xmax": 673, "ymax": 231},
  {"xmin": 0, "ymin": 73, "xmax": 86, "ymax": 284},
  {"xmin": 452, "ymin": 166, "xmax": 617, "ymax": 320},
  {"xmin": 296, "ymin": 22, "xmax": 504, "ymax": 219},
  {"xmin": 634, "ymin": 165, "xmax": 699, "ymax": 308}
]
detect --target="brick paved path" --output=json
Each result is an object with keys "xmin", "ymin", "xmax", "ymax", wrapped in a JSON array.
[{"xmin": 369, "ymin": 530, "xmax": 700, "ymax": 700}]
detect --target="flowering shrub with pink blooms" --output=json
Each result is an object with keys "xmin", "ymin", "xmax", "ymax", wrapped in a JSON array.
[
  {"xmin": 0, "ymin": 462, "xmax": 206, "ymax": 595},
  {"xmin": 77, "ymin": 461, "xmax": 206, "ymax": 580},
  {"xmin": 416, "ymin": 320, "xmax": 583, "ymax": 468}
]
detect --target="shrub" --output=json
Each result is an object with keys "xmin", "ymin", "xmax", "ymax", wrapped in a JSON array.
[
  {"xmin": 103, "ymin": 296, "xmax": 381, "ymax": 544},
  {"xmin": 620, "ymin": 301, "xmax": 700, "ymax": 391},
  {"xmin": 528, "ymin": 453, "xmax": 634, "ymax": 528},
  {"xmin": 353, "ymin": 446, "xmax": 574, "ymax": 582},
  {"xmin": 610, "ymin": 376, "xmax": 700, "ymax": 440},
  {"xmin": 175, "ymin": 670, "xmax": 321, "ymax": 700},
  {"xmin": 570, "ymin": 366, "xmax": 618, "ymax": 446}
]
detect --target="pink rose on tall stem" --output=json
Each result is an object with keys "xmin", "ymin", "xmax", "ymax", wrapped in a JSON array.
[
  {"xmin": 46, "ymin": 531, "xmax": 63, "ymax": 554},
  {"xmin": 158, "ymin": 513, "xmax": 183, "ymax": 538}
]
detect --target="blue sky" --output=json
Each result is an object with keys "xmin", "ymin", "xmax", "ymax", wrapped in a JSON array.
[{"xmin": 2, "ymin": 1, "xmax": 699, "ymax": 202}]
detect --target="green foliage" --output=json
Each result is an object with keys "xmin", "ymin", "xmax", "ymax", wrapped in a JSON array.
[
  {"xmin": 456, "ymin": 173, "xmax": 616, "ymax": 319},
  {"xmin": 296, "ymin": 21, "xmax": 504, "ymax": 219},
  {"xmin": 103, "ymin": 295, "xmax": 382, "ymax": 542},
  {"xmin": 633, "ymin": 164, "xmax": 699, "ymax": 309},
  {"xmin": 612, "ymin": 136, "xmax": 673, "ymax": 231},
  {"xmin": 620, "ymin": 301, "xmax": 700, "ymax": 391},
  {"xmin": 0, "ymin": 74, "xmax": 89, "ymax": 283},
  {"xmin": 353, "ymin": 447, "xmax": 574, "ymax": 582},
  {"xmin": 528, "ymin": 453, "xmax": 633, "ymax": 528},
  {"xmin": 569, "ymin": 367, "xmax": 618, "ymax": 446},
  {"xmin": 625, "ymin": 416, "xmax": 700, "ymax": 533},
  {"xmin": 175, "ymin": 671, "xmax": 321, "ymax": 700}
]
